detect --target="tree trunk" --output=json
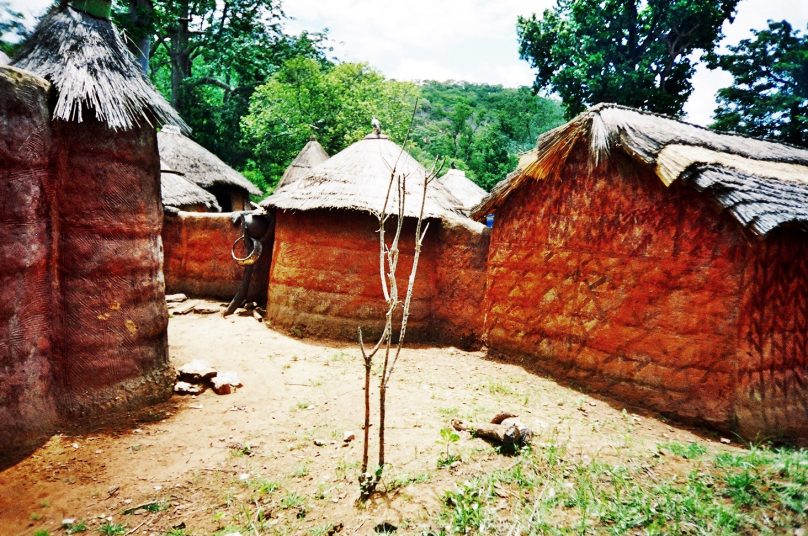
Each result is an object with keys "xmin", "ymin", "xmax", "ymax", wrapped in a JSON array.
[
  {"xmin": 169, "ymin": 0, "xmax": 191, "ymax": 110},
  {"xmin": 127, "ymin": 0, "xmax": 154, "ymax": 75}
]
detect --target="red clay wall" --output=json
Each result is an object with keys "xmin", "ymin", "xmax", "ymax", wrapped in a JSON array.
[
  {"xmin": 734, "ymin": 230, "xmax": 808, "ymax": 442},
  {"xmin": 163, "ymin": 212, "xmax": 268, "ymax": 303},
  {"xmin": 267, "ymin": 210, "xmax": 438, "ymax": 341},
  {"xmin": 434, "ymin": 219, "xmax": 490, "ymax": 348},
  {"xmin": 0, "ymin": 68, "xmax": 58, "ymax": 455},
  {"xmin": 0, "ymin": 66, "xmax": 174, "ymax": 458},
  {"xmin": 53, "ymin": 119, "xmax": 173, "ymax": 418},
  {"xmin": 484, "ymin": 158, "xmax": 747, "ymax": 430},
  {"xmin": 484, "ymin": 156, "xmax": 808, "ymax": 442}
]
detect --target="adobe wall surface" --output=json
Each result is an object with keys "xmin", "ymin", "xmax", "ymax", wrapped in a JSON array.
[
  {"xmin": 0, "ymin": 66, "xmax": 173, "ymax": 460},
  {"xmin": 163, "ymin": 212, "xmax": 249, "ymax": 302},
  {"xmin": 267, "ymin": 209, "xmax": 438, "ymax": 341},
  {"xmin": 0, "ymin": 67, "xmax": 58, "ymax": 456},
  {"xmin": 483, "ymin": 159, "xmax": 748, "ymax": 431},
  {"xmin": 434, "ymin": 218, "xmax": 490, "ymax": 348},
  {"xmin": 734, "ymin": 230, "xmax": 808, "ymax": 443},
  {"xmin": 53, "ymin": 119, "xmax": 173, "ymax": 418}
]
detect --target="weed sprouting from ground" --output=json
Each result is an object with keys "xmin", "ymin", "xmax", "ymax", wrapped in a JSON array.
[
  {"xmin": 660, "ymin": 440, "xmax": 708, "ymax": 459},
  {"xmin": 430, "ymin": 441, "xmax": 808, "ymax": 534}
]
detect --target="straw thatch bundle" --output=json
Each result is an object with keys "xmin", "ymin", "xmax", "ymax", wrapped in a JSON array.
[
  {"xmin": 0, "ymin": 50, "xmax": 9, "ymax": 66},
  {"xmin": 439, "ymin": 168, "xmax": 487, "ymax": 213},
  {"xmin": 277, "ymin": 137, "xmax": 330, "ymax": 188},
  {"xmin": 262, "ymin": 132, "xmax": 464, "ymax": 220},
  {"xmin": 158, "ymin": 125, "xmax": 261, "ymax": 196},
  {"xmin": 474, "ymin": 103, "xmax": 808, "ymax": 236},
  {"xmin": 161, "ymin": 171, "xmax": 221, "ymax": 211},
  {"xmin": 12, "ymin": 5, "xmax": 186, "ymax": 132}
]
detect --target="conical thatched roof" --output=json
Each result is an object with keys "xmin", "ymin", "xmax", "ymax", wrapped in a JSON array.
[
  {"xmin": 261, "ymin": 132, "xmax": 464, "ymax": 220},
  {"xmin": 158, "ymin": 125, "xmax": 261, "ymax": 196},
  {"xmin": 439, "ymin": 168, "xmax": 487, "ymax": 212},
  {"xmin": 277, "ymin": 137, "xmax": 330, "ymax": 188},
  {"xmin": 161, "ymin": 171, "xmax": 221, "ymax": 212},
  {"xmin": 473, "ymin": 103, "xmax": 808, "ymax": 236},
  {"xmin": 0, "ymin": 51, "xmax": 9, "ymax": 66},
  {"xmin": 12, "ymin": 5, "xmax": 187, "ymax": 132}
]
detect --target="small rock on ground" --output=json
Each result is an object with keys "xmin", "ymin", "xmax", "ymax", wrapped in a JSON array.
[
  {"xmin": 212, "ymin": 371, "xmax": 242, "ymax": 395},
  {"xmin": 177, "ymin": 360, "xmax": 217, "ymax": 383}
]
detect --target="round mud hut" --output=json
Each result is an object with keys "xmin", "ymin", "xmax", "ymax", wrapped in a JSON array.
[
  {"xmin": 161, "ymin": 171, "xmax": 221, "ymax": 213},
  {"xmin": 473, "ymin": 103, "xmax": 808, "ymax": 443},
  {"xmin": 158, "ymin": 125, "xmax": 261, "ymax": 211},
  {"xmin": 260, "ymin": 131, "xmax": 491, "ymax": 343},
  {"xmin": 277, "ymin": 136, "xmax": 330, "ymax": 189},
  {"xmin": 1, "ymin": 0, "xmax": 184, "ymax": 458},
  {"xmin": 438, "ymin": 167, "xmax": 487, "ymax": 213}
]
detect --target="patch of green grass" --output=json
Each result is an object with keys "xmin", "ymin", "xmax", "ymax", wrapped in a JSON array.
[
  {"xmin": 485, "ymin": 381, "xmax": 518, "ymax": 397},
  {"xmin": 65, "ymin": 520, "xmax": 88, "ymax": 534},
  {"xmin": 249, "ymin": 478, "xmax": 280, "ymax": 496},
  {"xmin": 98, "ymin": 523, "xmax": 126, "ymax": 536},
  {"xmin": 429, "ymin": 441, "xmax": 808, "ymax": 534},
  {"xmin": 280, "ymin": 492, "xmax": 305, "ymax": 510},
  {"xmin": 660, "ymin": 441, "xmax": 709, "ymax": 459},
  {"xmin": 386, "ymin": 472, "xmax": 431, "ymax": 492},
  {"xmin": 30, "ymin": 512, "xmax": 42, "ymax": 521},
  {"xmin": 291, "ymin": 463, "xmax": 310, "ymax": 478},
  {"xmin": 163, "ymin": 529, "xmax": 187, "ymax": 536},
  {"xmin": 32, "ymin": 531, "xmax": 49, "ymax": 536},
  {"xmin": 293, "ymin": 401, "xmax": 313, "ymax": 411}
]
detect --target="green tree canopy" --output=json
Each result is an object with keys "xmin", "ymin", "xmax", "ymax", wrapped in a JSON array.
[
  {"xmin": 517, "ymin": 0, "xmax": 739, "ymax": 117},
  {"xmin": 411, "ymin": 82, "xmax": 565, "ymax": 190},
  {"xmin": 708, "ymin": 20, "xmax": 808, "ymax": 147},
  {"xmin": 241, "ymin": 58, "xmax": 418, "ymax": 192},
  {"xmin": 113, "ymin": 0, "xmax": 329, "ymax": 169}
]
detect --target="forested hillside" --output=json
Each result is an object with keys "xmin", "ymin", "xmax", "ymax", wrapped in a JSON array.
[
  {"xmin": 411, "ymin": 82, "xmax": 565, "ymax": 190},
  {"xmin": 241, "ymin": 60, "xmax": 566, "ymax": 193}
]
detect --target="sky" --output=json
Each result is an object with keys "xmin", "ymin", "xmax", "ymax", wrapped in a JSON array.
[{"xmin": 6, "ymin": 0, "xmax": 808, "ymax": 125}]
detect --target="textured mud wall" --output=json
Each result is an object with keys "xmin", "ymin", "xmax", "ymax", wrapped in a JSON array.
[
  {"xmin": 53, "ymin": 120, "xmax": 173, "ymax": 417},
  {"xmin": 0, "ymin": 68, "xmax": 58, "ymax": 454},
  {"xmin": 0, "ymin": 65, "xmax": 174, "ymax": 458},
  {"xmin": 734, "ymin": 230, "xmax": 808, "ymax": 442},
  {"xmin": 267, "ymin": 210, "xmax": 438, "ymax": 341},
  {"xmin": 484, "ymin": 157, "xmax": 748, "ymax": 430},
  {"xmin": 434, "ymin": 219, "xmax": 490, "ymax": 348},
  {"xmin": 163, "ymin": 212, "xmax": 252, "ymax": 301}
]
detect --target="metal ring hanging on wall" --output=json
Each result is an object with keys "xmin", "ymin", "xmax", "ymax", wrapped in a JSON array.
[{"xmin": 231, "ymin": 235, "xmax": 262, "ymax": 266}]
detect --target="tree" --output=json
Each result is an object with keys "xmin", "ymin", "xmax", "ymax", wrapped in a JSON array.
[
  {"xmin": 517, "ymin": 0, "xmax": 739, "ymax": 117},
  {"xmin": 410, "ymin": 82, "xmax": 564, "ymax": 190},
  {"xmin": 241, "ymin": 58, "xmax": 418, "ymax": 191},
  {"xmin": 708, "ymin": 21, "xmax": 808, "ymax": 147},
  {"xmin": 113, "ymin": 0, "xmax": 329, "ymax": 169}
]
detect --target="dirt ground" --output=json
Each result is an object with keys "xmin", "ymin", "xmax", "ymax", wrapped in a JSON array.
[{"xmin": 0, "ymin": 301, "xmax": 737, "ymax": 535}]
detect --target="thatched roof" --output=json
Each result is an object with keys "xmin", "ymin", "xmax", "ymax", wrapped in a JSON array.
[
  {"xmin": 12, "ymin": 5, "xmax": 186, "ymax": 132},
  {"xmin": 439, "ymin": 168, "xmax": 487, "ymax": 212},
  {"xmin": 473, "ymin": 103, "xmax": 808, "ymax": 236},
  {"xmin": 261, "ymin": 132, "xmax": 465, "ymax": 220},
  {"xmin": 277, "ymin": 137, "xmax": 330, "ymax": 188},
  {"xmin": 158, "ymin": 125, "xmax": 261, "ymax": 196},
  {"xmin": 0, "ymin": 51, "xmax": 9, "ymax": 66},
  {"xmin": 161, "ymin": 171, "xmax": 221, "ymax": 211}
]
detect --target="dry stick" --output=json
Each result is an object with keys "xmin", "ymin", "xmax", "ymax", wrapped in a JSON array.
[
  {"xmin": 385, "ymin": 158, "xmax": 444, "ymax": 387},
  {"xmin": 378, "ymin": 174, "xmax": 408, "ymax": 471}
]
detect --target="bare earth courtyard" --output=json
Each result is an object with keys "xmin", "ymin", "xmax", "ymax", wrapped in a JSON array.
[{"xmin": 0, "ymin": 302, "xmax": 802, "ymax": 535}]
